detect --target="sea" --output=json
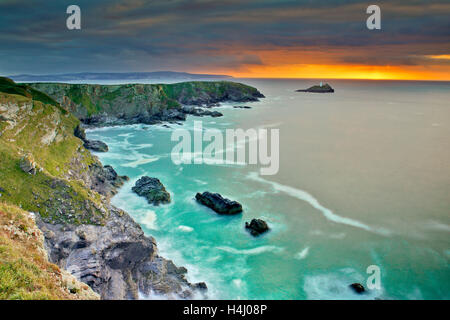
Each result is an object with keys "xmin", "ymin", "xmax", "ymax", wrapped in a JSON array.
[{"xmin": 84, "ymin": 78, "xmax": 450, "ymax": 300}]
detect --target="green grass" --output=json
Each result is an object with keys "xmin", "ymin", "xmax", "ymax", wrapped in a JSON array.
[
  {"xmin": 0, "ymin": 202, "xmax": 98, "ymax": 300},
  {"xmin": 0, "ymin": 79, "xmax": 106, "ymax": 225}
]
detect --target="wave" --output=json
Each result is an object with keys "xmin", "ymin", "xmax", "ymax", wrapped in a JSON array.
[
  {"xmin": 178, "ymin": 225, "xmax": 194, "ymax": 232},
  {"xmin": 294, "ymin": 247, "xmax": 310, "ymax": 260},
  {"xmin": 247, "ymin": 172, "xmax": 390, "ymax": 236},
  {"xmin": 139, "ymin": 210, "xmax": 158, "ymax": 230},
  {"xmin": 303, "ymin": 271, "xmax": 383, "ymax": 300},
  {"xmin": 216, "ymin": 245, "xmax": 284, "ymax": 255},
  {"xmin": 121, "ymin": 157, "xmax": 160, "ymax": 168}
]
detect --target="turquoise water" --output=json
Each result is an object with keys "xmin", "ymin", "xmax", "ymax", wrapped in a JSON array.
[{"xmin": 87, "ymin": 79, "xmax": 450, "ymax": 300}]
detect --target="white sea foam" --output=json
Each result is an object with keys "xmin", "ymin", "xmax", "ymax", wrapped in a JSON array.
[
  {"xmin": 139, "ymin": 210, "xmax": 158, "ymax": 230},
  {"xmin": 425, "ymin": 220, "xmax": 450, "ymax": 232},
  {"xmin": 178, "ymin": 225, "xmax": 194, "ymax": 232},
  {"xmin": 121, "ymin": 157, "xmax": 160, "ymax": 168},
  {"xmin": 247, "ymin": 172, "xmax": 390, "ymax": 235},
  {"xmin": 216, "ymin": 245, "xmax": 284, "ymax": 255},
  {"xmin": 303, "ymin": 272, "xmax": 382, "ymax": 300},
  {"xmin": 133, "ymin": 143, "xmax": 153, "ymax": 150},
  {"xmin": 294, "ymin": 247, "xmax": 310, "ymax": 260}
]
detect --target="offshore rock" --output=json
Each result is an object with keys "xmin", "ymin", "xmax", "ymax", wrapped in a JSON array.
[
  {"xmin": 132, "ymin": 176, "xmax": 171, "ymax": 206},
  {"xmin": 296, "ymin": 83, "xmax": 334, "ymax": 93},
  {"xmin": 195, "ymin": 192, "xmax": 243, "ymax": 215},
  {"xmin": 350, "ymin": 283, "xmax": 365, "ymax": 294},
  {"xmin": 245, "ymin": 219, "xmax": 270, "ymax": 236}
]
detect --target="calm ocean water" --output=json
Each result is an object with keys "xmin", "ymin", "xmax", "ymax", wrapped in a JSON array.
[{"xmin": 87, "ymin": 79, "xmax": 450, "ymax": 299}]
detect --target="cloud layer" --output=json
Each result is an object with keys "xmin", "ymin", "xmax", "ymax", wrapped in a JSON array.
[{"xmin": 1, "ymin": 0, "xmax": 449, "ymax": 79}]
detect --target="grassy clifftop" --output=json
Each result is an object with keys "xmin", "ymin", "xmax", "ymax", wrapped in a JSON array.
[
  {"xmin": 30, "ymin": 81, "xmax": 264, "ymax": 120},
  {"xmin": 0, "ymin": 78, "xmax": 109, "ymax": 299},
  {"xmin": 0, "ymin": 79, "xmax": 107, "ymax": 225}
]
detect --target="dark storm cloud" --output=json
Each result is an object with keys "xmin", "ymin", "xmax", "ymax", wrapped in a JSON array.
[{"xmin": 0, "ymin": 0, "xmax": 449, "ymax": 74}]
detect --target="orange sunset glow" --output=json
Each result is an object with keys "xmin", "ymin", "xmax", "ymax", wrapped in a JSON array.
[{"xmin": 217, "ymin": 64, "xmax": 450, "ymax": 81}]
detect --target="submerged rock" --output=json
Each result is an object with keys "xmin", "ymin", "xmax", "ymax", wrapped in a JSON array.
[
  {"xmin": 245, "ymin": 219, "xmax": 270, "ymax": 236},
  {"xmin": 132, "ymin": 176, "xmax": 171, "ymax": 205},
  {"xmin": 350, "ymin": 283, "xmax": 365, "ymax": 294},
  {"xmin": 195, "ymin": 192, "xmax": 243, "ymax": 215},
  {"xmin": 83, "ymin": 139, "xmax": 109, "ymax": 152},
  {"xmin": 233, "ymin": 105, "xmax": 252, "ymax": 109},
  {"xmin": 296, "ymin": 83, "xmax": 334, "ymax": 93}
]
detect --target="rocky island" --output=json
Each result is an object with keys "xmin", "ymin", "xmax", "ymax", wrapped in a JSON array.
[
  {"xmin": 296, "ymin": 83, "xmax": 334, "ymax": 93},
  {"xmin": 0, "ymin": 77, "xmax": 263, "ymax": 299},
  {"xmin": 245, "ymin": 219, "xmax": 270, "ymax": 236},
  {"xmin": 132, "ymin": 176, "xmax": 171, "ymax": 206},
  {"xmin": 195, "ymin": 192, "xmax": 243, "ymax": 215}
]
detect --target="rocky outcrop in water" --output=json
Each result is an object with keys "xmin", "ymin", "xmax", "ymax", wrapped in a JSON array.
[
  {"xmin": 350, "ymin": 283, "xmax": 365, "ymax": 293},
  {"xmin": 74, "ymin": 124, "xmax": 109, "ymax": 152},
  {"xmin": 83, "ymin": 139, "xmax": 109, "ymax": 152},
  {"xmin": 233, "ymin": 105, "xmax": 252, "ymax": 109},
  {"xmin": 245, "ymin": 219, "xmax": 270, "ymax": 236},
  {"xmin": 296, "ymin": 83, "xmax": 334, "ymax": 93},
  {"xmin": 195, "ymin": 192, "xmax": 243, "ymax": 215},
  {"xmin": 182, "ymin": 105, "xmax": 223, "ymax": 117},
  {"xmin": 132, "ymin": 177, "xmax": 171, "ymax": 206}
]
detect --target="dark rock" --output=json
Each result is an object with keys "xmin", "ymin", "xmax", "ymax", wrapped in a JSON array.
[
  {"xmin": 245, "ymin": 219, "xmax": 269, "ymax": 236},
  {"xmin": 296, "ymin": 83, "xmax": 334, "ymax": 93},
  {"xmin": 181, "ymin": 106, "xmax": 223, "ymax": 118},
  {"xmin": 36, "ymin": 205, "xmax": 202, "ymax": 300},
  {"xmin": 195, "ymin": 192, "xmax": 243, "ymax": 215},
  {"xmin": 350, "ymin": 283, "xmax": 365, "ymax": 294},
  {"xmin": 132, "ymin": 176, "xmax": 171, "ymax": 205},
  {"xmin": 233, "ymin": 105, "xmax": 252, "ymax": 109},
  {"xmin": 74, "ymin": 124, "xmax": 86, "ymax": 140},
  {"xmin": 88, "ymin": 163, "xmax": 129, "ymax": 197},
  {"xmin": 193, "ymin": 282, "xmax": 208, "ymax": 291},
  {"xmin": 83, "ymin": 139, "xmax": 109, "ymax": 152}
]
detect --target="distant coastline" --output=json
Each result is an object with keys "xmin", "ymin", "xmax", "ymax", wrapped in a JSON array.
[{"xmin": 8, "ymin": 71, "xmax": 233, "ymax": 82}]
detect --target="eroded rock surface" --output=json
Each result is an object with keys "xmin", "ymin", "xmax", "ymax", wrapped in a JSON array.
[
  {"xmin": 132, "ymin": 176, "xmax": 171, "ymax": 206},
  {"xmin": 195, "ymin": 192, "xmax": 243, "ymax": 215}
]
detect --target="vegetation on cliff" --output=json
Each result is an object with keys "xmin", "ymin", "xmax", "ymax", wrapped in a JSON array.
[
  {"xmin": 0, "ymin": 79, "xmax": 107, "ymax": 225},
  {"xmin": 30, "ymin": 81, "xmax": 264, "ymax": 123},
  {"xmin": 0, "ymin": 202, "xmax": 99, "ymax": 300},
  {"xmin": 0, "ymin": 77, "xmax": 212, "ymax": 299}
]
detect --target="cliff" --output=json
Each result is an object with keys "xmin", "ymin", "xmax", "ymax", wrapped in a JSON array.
[
  {"xmin": 0, "ymin": 78, "xmax": 204, "ymax": 299},
  {"xmin": 30, "ymin": 81, "xmax": 264, "ymax": 126},
  {"xmin": 0, "ymin": 202, "xmax": 99, "ymax": 300}
]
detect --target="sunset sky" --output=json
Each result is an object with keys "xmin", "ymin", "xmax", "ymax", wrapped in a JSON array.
[{"xmin": 1, "ymin": 0, "xmax": 449, "ymax": 80}]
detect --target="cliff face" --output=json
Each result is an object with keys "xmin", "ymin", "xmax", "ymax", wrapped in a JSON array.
[
  {"xmin": 0, "ymin": 78, "xmax": 203, "ymax": 299},
  {"xmin": 0, "ymin": 202, "xmax": 99, "ymax": 300},
  {"xmin": 30, "ymin": 81, "xmax": 264, "ymax": 126}
]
